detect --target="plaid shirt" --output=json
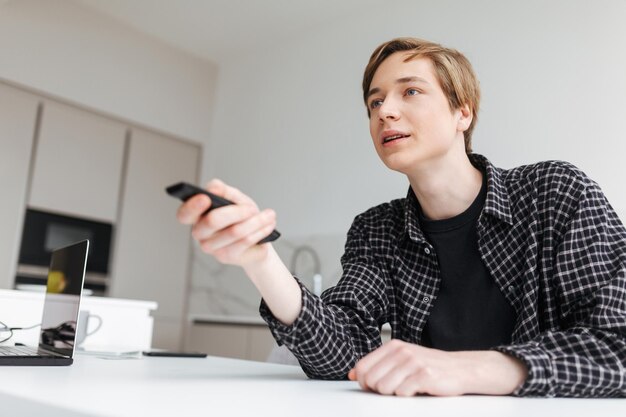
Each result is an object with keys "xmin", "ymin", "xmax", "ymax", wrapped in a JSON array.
[{"xmin": 260, "ymin": 154, "xmax": 626, "ymax": 397}]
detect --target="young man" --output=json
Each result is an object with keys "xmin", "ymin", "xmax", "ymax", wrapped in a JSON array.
[{"xmin": 177, "ymin": 38, "xmax": 626, "ymax": 397}]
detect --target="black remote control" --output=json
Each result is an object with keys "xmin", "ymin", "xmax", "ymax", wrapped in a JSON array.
[{"xmin": 165, "ymin": 182, "xmax": 280, "ymax": 244}]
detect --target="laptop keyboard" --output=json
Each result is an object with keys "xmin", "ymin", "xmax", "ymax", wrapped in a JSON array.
[{"xmin": 0, "ymin": 346, "xmax": 40, "ymax": 356}]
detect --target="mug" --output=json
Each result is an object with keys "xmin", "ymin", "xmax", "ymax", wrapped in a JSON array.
[{"xmin": 76, "ymin": 310, "xmax": 102, "ymax": 347}]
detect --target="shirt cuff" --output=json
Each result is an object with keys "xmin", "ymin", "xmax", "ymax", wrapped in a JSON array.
[
  {"xmin": 258, "ymin": 276, "xmax": 318, "ymax": 350},
  {"xmin": 493, "ymin": 342, "xmax": 555, "ymax": 397}
]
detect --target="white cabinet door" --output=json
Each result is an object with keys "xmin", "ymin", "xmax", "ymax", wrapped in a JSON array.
[
  {"xmin": 247, "ymin": 326, "xmax": 276, "ymax": 361},
  {"xmin": 29, "ymin": 101, "xmax": 126, "ymax": 222},
  {"xmin": 110, "ymin": 128, "xmax": 199, "ymax": 350},
  {"xmin": 186, "ymin": 323, "xmax": 248, "ymax": 359},
  {"xmin": 185, "ymin": 323, "xmax": 276, "ymax": 361},
  {"xmin": 0, "ymin": 83, "xmax": 39, "ymax": 289}
]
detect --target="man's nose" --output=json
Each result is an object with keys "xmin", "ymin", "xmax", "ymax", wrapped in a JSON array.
[{"xmin": 378, "ymin": 97, "xmax": 400, "ymax": 121}]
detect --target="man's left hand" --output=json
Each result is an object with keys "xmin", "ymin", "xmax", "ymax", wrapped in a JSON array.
[{"xmin": 347, "ymin": 339, "xmax": 527, "ymax": 396}]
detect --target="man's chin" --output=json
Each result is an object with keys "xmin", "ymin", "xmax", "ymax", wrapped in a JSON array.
[{"xmin": 381, "ymin": 157, "xmax": 417, "ymax": 175}]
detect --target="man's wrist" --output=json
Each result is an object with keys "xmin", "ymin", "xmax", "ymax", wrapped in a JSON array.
[
  {"xmin": 242, "ymin": 245, "xmax": 279, "ymax": 281},
  {"xmin": 456, "ymin": 350, "xmax": 528, "ymax": 395},
  {"xmin": 243, "ymin": 246, "xmax": 303, "ymax": 326}
]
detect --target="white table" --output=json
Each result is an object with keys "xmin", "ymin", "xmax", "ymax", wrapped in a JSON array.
[{"xmin": 0, "ymin": 354, "xmax": 623, "ymax": 417}]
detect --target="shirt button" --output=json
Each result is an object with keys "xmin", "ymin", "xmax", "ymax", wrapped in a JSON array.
[
  {"xmin": 423, "ymin": 296, "xmax": 430, "ymax": 303},
  {"xmin": 424, "ymin": 247, "xmax": 431, "ymax": 255}
]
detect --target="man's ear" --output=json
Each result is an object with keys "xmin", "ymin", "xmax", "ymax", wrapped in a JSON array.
[{"xmin": 457, "ymin": 104, "xmax": 472, "ymax": 132}]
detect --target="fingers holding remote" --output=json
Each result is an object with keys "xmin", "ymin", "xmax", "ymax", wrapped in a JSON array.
[
  {"xmin": 206, "ymin": 179, "xmax": 259, "ymax": 209},
  {"xmin": 197, "ymin": 208, "xmax": 276, "ymax": 265},
  {"xmin": 177, "ymin": 179, "xmax": 276, "ymax": 267},
  {"xmin": 176, "ymin": 193, "xmax": 212, "ymax": 225},
  {"xmin": 175, "ymin": 179, "xmax": 259, "ymax": 226},
  {"xmin": 191, "ymin": 203, "xmax": 257, "ymax": 241}
]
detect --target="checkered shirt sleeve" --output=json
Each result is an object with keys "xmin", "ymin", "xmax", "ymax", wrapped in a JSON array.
[{"xmin": 260, "ymin": 217, "xmax": 389, "ymax": 379}]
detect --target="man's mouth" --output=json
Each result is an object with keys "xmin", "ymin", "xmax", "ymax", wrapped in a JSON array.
[{"xmin": 382, "ymin": 133, "xmax": 410, "ymax": 144}]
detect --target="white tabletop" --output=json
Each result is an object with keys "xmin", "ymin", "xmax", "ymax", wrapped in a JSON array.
[{"xmin": 0, "ymin": 354, "xmax": 623, "ymax": 417}]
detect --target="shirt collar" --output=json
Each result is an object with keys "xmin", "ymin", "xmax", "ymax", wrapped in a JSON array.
[
  {"xmin": 403, "ymin": 153, "xmax": 514, "ymax": 243},
  {"xmin": 470, "ymin": 153, "xmax": 513, "ymax": 226}
]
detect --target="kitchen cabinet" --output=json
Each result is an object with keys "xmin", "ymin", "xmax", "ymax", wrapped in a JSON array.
[
  {"xmin": 110, "ymin": 128, "xmax": 199, "ymax": 350},
  {"xmin": 0, "ymin": 83, "xmax": 39, "ymax": 289},
  {"xmin": 186, "ymin": 320, "xmax": 276, "ymax": 362},
  {"xmin": 1, "ymin": 81, "xmax": 202, "ymax": 351},
  {"xmin": 248, "ymin": 326, "xmax": 280, "ymax": 361},
  {"xmin": 28, "ymin": 100, "xmax": 126, "ymax": 222}
]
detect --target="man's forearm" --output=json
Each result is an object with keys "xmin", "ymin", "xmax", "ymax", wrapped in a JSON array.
[{"xmin": 243, "ymin": 245, "xmax": 303, "ymax": 326}]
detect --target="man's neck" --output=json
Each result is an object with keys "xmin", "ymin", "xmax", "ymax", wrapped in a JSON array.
[{"xmin": 407, "ymin": 151, "xmax": 483, "ymax": 221}]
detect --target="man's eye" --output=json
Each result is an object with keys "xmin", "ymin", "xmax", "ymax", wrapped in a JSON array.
[
  {"xmin": 370, "ymin": 99, "xmax": 383, "ymax": 109},
  {"xmin": 406, "ymin": 88, "xmax": 420, "ymax": 96}
]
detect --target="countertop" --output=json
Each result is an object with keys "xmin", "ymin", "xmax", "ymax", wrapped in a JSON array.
[{"xmin": 190, "ymin": 314, "xmax": 393, "ymax": 331}]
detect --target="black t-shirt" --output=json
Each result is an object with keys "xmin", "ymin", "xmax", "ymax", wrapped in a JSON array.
[{"xmin": 418, "ymin": 171, "xmax": 516, "ymax": 351}]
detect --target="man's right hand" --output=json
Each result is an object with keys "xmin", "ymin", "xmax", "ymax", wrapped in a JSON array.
[
  {"xmin": 176, "ymin": 179, "xmax": 277, "ymax": 268},
  {"xmin": 176, "ymin": 179, "xmax": 302, "ymax": 326}
]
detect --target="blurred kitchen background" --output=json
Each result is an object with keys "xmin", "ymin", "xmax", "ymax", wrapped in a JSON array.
[{"xmin": 1, "ymin": 0, "xmax": 625, "ymax": 360}]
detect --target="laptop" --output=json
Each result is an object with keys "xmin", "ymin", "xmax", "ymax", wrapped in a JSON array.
[{"xmin": 0, "ymin": 240, "xmax": 89, "ymax": 366}]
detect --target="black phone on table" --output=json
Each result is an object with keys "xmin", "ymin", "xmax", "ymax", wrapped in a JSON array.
[{"xmin": 142, "ymin": 350, "xmax": 207, "ymax": 358}]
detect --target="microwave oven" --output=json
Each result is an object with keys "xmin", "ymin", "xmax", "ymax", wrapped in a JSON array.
[{"xmin": 16, "ymin": 208, "xmax": 113, "ymax": 293}]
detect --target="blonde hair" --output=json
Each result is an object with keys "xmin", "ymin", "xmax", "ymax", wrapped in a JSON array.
[{"xmin": 363, "ymin": 37, "xmax": 481, "ymax": 153}]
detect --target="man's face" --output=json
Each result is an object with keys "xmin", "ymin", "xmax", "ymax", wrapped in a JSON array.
[{"xmin": 367, "ymin": 52, "xmax": 468, "ymax": 173}]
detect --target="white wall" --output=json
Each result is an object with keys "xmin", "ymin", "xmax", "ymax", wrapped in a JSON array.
[
  {"xmin": 2, "ymin": 0, "xmax": 623, "ymax": 319},
  {"xmin": 0, "ymin": 0, "xmax": 217, "ymax": 143},
  {"xmin": 190, "ymin": 0, "xmax": 626, "ymax": 317}
]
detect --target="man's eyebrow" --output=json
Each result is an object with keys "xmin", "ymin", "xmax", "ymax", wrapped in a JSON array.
[
  {"xmin": 366, "ymin": 76, "xmax": 429, "ymax": 100},
  {"xmin": 366, "ymin": 87, "xmax": 381, "ymax": 100},
  {"xmin": 397, "ymin": 76, "xmax": 429, "ymax": 85}
]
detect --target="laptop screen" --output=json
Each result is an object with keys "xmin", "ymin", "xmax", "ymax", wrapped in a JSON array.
[{"xmin": 38, "ymin": 240, "xmax": 89, "ymax": 357}]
